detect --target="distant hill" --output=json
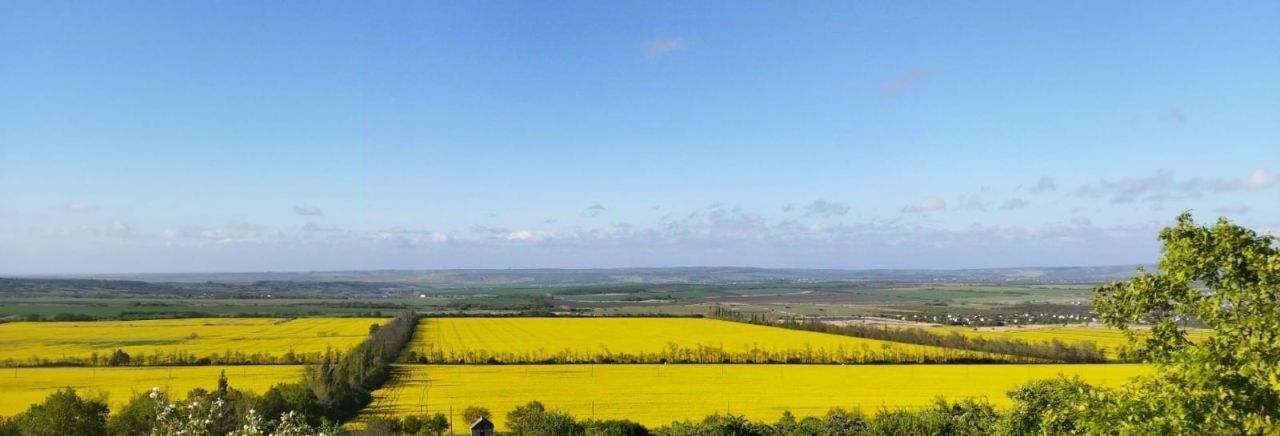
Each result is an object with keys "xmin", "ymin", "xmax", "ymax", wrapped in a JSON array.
[{"xmin": 14, "ymin": 265, "xmax": 1151, "ymax": 287}]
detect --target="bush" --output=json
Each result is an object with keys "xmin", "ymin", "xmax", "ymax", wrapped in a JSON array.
[
  {"xmin": 507, "ymin": 401, "xmax": 585, "ymax": 436},
  {"xmin": 11, "ymin": 388, "xmax": 108, "ymax": 436}
]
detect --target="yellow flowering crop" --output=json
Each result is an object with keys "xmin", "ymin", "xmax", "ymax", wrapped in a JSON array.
[
  {"xmin": 366, "ymin": 363, "xmax": 1150, "ymax": 430},
  {"xmin": 0, "ymin": 317, "xmax": 386, "ymax": 366},
  {"xmin": 410, "ymin": 318, "xmax": 1014, "ymax": 363},
  {"xmin": 0, "ymin": 365, "xmax": 303, "ymax": 416},
  {"xmin": 927, "ymin": 326, "xmax": 1210, "ymax": 359}
]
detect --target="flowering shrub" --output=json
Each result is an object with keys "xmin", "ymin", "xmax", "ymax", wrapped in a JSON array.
[{"xmin": 146, "ymin": 388, "xmax": 333, "ymax": 436}]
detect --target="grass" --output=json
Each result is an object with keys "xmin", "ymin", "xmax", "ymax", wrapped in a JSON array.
[
  {"xmin": 364, "ymin": 363, "xmax": 1151, "ymax": 429},
  {"xmin": 0, "ymin": 317, "xmax": 386, "ymax": 366},
  {"xmin": 0, "ymin": 365, "xmax": 303, "ymax": 416},
  {"xmin": 410, "ymin": 317, "xmax": 1011, "ymax": 364}
]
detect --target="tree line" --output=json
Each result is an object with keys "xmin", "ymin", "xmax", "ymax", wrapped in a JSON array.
[
  {"xmin": 406, "ymin": 342, "xmax": 1012, "ymax": 365},
  {"xmin": 1, "ymin": 348, "xmax": 352, "ymax": 368},
  {"xmin": 307, "ymin": 310, "xmax": 418, "ymax": 421},
  {"xmin": 709, "ymin": 308, "xmax": 1108, "ymax": 364}
]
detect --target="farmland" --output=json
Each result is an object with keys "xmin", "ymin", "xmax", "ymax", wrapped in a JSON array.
[
  {"xmin": 364, "ymin": 363, "xmax": 1151, "ymax": 429},
  {"xmin": 410, "ymin": 317, "xmax": 1012, "ymax": 364},
  {"xmin": 928, "ymin": 326, "xmax": 1212, "ymax": 359},
  {"xmin": 0, "ymin": 317, "xmax": 387, "ymax": 366},
  {"xmin": 0, "ymin": 365, "xmax": 302, "ymax": 416}
]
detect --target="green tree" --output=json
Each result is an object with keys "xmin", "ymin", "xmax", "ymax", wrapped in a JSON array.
[
  {"xmin": 463, "ymin": 405, "xmax": 492, "ymax": 425},
  {"xmin": 1092, "ymin": 213, "xmax": 1280, "ymax": 433},
  {"xmin": 423, "ymin": 413, "xmax": 450, "ymax": 436},
  {"xmin": 995, "ymin": 377, "xmax": 1094, "ymax": 436},
  {"xmin": 11, "ymin": 388, "xmax": 108, "ymax": 436},
  {"xmin": 106, "ymin": 390, "xmax": 162, "ymax": 436},
  {"xmin": 400, "ymin": 415, "xmax": 424, "ymax": 435},
  {"xmin": 506, "ymin": 401, "xmax": 584, "ymax": 436},
  {"xmin": 107, "ymin": 349, "xmax": 130, "ymax": 366},
  {"xmin": 661, "ymin": 414, "xmax": 770, "ymax": 436},
  {"xmin": 582, "ymin": 419, "xmax": 649, "ymax": 436},
  {"xmin": 821, "ymin": 407, "xmax": 865, "ymax": 436},
  {"xmin": 254, "ymin": 383, "xmax": 323, "ymax": 427}
]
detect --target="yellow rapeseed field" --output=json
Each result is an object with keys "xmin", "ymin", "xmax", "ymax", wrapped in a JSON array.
[
  {"xmin": 411, "ymin": 318, "xmax": 1012, "ymax": 364},
  {"xmin": 365, "ymin": 363, "xmax": 1150, "ymax": 429},
  {"xmin": 0, "ymin": 317, "xmax": 387, "ymax": 366},
  {"xmin": 0, "ymin": 365, "xmax": 303, "ymax": 416},
  {"xmin": 928, "ymin": 326, "xmax": 1210, "ymax": 359}
]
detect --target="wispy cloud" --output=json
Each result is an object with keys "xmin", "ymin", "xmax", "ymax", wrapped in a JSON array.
[
  {"xmin": 879, "ymin": 69, "xmax": 932, "ymax": 100},
  {"xmin": 1162, "ymin": 107, "xmax": 1187, "ymax": 124},
  {"xmin": 582, "ymin": 203, "xmax": 608, "ymax": 217},
  {"xmin": 64, "ymin": 202, "xmax": 95, "ymax": 213},
  {"xmin": 1229, "ymin": 168, "xmax": 1276, "ymax": 190},
  {"xmin": 999, "ymin": 198, "xmax": 1030, "ymax": 210},
  {"xmin": 901, "ymin": 197, "xmax": 947, "ymax": 213},
  {"xmin": 644, "ymin": 36, "xmax": 686, "ymax": 60},
  {"xmin": 803, "ymin": 200, "xmax": 851, "ymax": 217},
  {"xmin": 1029, "ymin": 176, "xmax": 1056, "ymax": 194},
  {"xmin": 292, "ymin": 205, "xmax": 324, "ymax": 216},
  {"xmin": 1213, "ymin": 203, "xmax": 1251, "ymax": 214},
  {"xmin": 1075, "ymin": 169, "xmax": 1275, "ymax": 204}
]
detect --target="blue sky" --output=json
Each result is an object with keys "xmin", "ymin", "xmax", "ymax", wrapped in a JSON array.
[{"xmin": 2, "ymin": 1, "xmax": 1278, "ymax": 273}]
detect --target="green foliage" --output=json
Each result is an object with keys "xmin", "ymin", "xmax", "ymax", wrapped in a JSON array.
[
  {"xmin": 423, "ymin": 413, "xmax": 449, "ymax": 436},
  {"xmin": 995, "ymin": 377, "xmax": 1095, "ymax": 436},
  {"xmin": 106, "ymin": 390, "xmax": 161, "ymax": 436},
  {"xmin": 253, "ymin": 384, "xmax": 323, "ymax": 429},
  {"xmin": 463, "ymin": 405, "xmax": 492, "ymax": 424},
  {"xmin": 1093, "ymin": 213, "xmax": 1280, "ymax": 434},
  {"xmin": 107, "ymin": 349, "xmax": 131, "ymax": 366},
  {"xmin": 10, "ymin": 388, "xmax": 108, "ymax": 436},
  {"xmin": 307, "ymin": 311, "xmax": 417, "ymax": 422},
  {"xmin": 506, "ymin": 401, "xmax": 586, "ymax": 436},
  {"xmin": 661, "ymin": 414, "xmax": 771, "ymax": 436},
  {"xmin": 582, "ymin": 419, "xmax": 650, "ymax": 436}
]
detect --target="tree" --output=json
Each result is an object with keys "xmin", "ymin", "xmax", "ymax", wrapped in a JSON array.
[
  {"xmin": 106, "ymin": 390, "xmax": 162, "ymax": 436},
  {"xmin": 995, "ymin": 377, "xmax": 1094, "ymax": 436},
  {"xmin": 11, "ymin": 388, "xmax": 108, "ymax": 436},
  {"xmin": 661, "ymin": 414, "xmax": 769, "ymax": 436},
  {"xmin": 254, "ymin": 383, "xmax": 323, "ymax": 427},
  {"xmin": 506, "ymin": 401, "xmax": 584, "ymax": 436},
  {"xmin": 1092, "ymin": 213, "xmax": 1280, "ymax": 433},
  {"xmin": 581, "ymin": 419, "xmax": 649, "ymax": 436},
  {"xmin": 423, "ymin": 413, "xmax": 449, "ymax": 436},
  {"xmin": 463, "ymin": 406, "xmax": 492, "ymax": 425},
  {"xmin": 107, "ymin": 349, "xmax": 131, "ymax": 366}
]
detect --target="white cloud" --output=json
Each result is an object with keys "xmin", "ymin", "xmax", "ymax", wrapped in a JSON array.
[
  {"xmin": 999, "ymin": 198, "xmax": 1030, "ymax": 210},
  {"xmin": 902, "ymin": 197, "xmax": 947, "ymax": 213},
  {"xmin": 1236, "ymin": 168, "xmax": 1276, "ymax": 190},
  {"xmin": 644, "ymin": 36, "xmax": 686, "ymax": 59},
  {"xmin": 1029, "ymin": 176, "xmax": 1056, "ymax": 194},
  {"xmin": 64, "ymin": 202, "xmax": 95, "ymax": 213},
  {"xmin": 1213, "ymin": 203, "xmax": 1251, "ymax": 214},
  {"xmin": 1074, "ymin": 168, "xmax": 1274, "ymax": 204},
  {"xmin": 802, "ymin": 200, "xmax": 851, "ymax": 217},
  {"xmin": 293, "ymin": 205, "xmax": 324, "ymax": 216},
  {"xmin": 582, "ymin": 203, "xmax": 608, "ymax": 217}
]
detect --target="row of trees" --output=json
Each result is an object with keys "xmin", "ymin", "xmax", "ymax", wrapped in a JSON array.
[
  {"xmin": 307, "ymin": 310, "xmax": 418, "ymax": 421},
  {"xmin": 709, "ymin": 308, "xmax": 1108, "ymax": 364},
  {"xmin": 0, "ymin": 348, "xmax": 347, "ymax": 368},
  {"xmin": 406, "ymin": 342, "xmax": 1010, "ymax": 365}
]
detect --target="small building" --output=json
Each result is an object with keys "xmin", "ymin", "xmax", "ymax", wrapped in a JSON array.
[{"xmin": 470, "ymin": 416, "xmax": 495, "ymax": 436}]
